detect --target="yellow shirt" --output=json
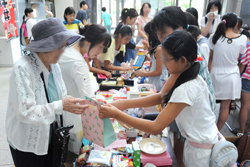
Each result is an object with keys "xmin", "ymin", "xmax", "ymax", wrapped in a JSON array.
[
  {"xmin": 63, "ymin": 19, "xmax": 82, "ymax": 33},
  {"xmin": 100, "ymin": 38, "xmax": 126, "ymax": 65}
]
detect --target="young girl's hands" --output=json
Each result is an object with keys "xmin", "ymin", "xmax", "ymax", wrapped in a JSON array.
[
  {"xmin": 135, "ymin": 70, "xmax": 146, "ymax": 77},
  {"xmin": 208, "ymin": 12, "xmax": 215, "ymax": 22},
  {"xmin": 142, "ymin": 39, "xmax": 150, "ymax": 50},
  {"xmin": 104, "ymin": 71, "xmax": 112, "ymax": 78},
  {"xmin": 122, "ymin": 66, "xmax": 133, "ymax": 71},
  {"xmin": 99, "ymin": 103, "xmax": 121, "ymax": 119},
  {"xmin": 96, "ymin": 98, "xmax": 108, "ymax": 105}
]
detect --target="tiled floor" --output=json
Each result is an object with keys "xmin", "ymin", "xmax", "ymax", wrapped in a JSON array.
[{"xmin": 0, "ymin": 67, "xmax": 243, "ymax": 167}]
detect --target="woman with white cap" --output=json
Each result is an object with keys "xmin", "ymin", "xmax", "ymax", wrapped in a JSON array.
[{"xmin": 5, "ymin": 18, "xmax": 89, "ymax": 167}]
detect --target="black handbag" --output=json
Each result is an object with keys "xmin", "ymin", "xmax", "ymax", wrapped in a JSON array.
[{"xmin": 40, "ymin": 72, "xmax": 73, "ymax": 167}]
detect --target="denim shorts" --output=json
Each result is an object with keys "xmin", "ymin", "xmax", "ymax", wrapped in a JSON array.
[{"xmin": 242, "ymin": 78, "xmax": 250, "ymax": 93}]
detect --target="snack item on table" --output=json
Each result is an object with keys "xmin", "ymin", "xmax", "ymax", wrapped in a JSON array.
[
  {"xmin": 75, "ymin": 153, "xmax": 89, "ymax": 166},
  {"xmin": 126, "ymin": 144, "xmax": 134, "ymax": 155},
  {"xmin": 80, "ymin": 145, "xmax": 90, "ymax": 154},
  {"xmin": 117, "ymin": 77, "xmax": 125, "ymax": 86},
  {"xmin": 112, "ymin": 155, "xmax": 134, "ymax": 167},
  {"xmin": 130, "ymin": 72, "xmax": 136, "ymax": 79},
  {"xmin": 87, "ymin": 162, "xmax": 102, "ymax": 166},
  {"xmin": 101, "ymin": 80, "xmax": 117, "ymax": 86}
]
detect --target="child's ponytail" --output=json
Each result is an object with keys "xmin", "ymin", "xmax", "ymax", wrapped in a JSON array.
[
  {"xmin": 212, "ymin": 21, "xmax": 226, "ymax": 44},
  {"xmin": 212, "ymin": 12, "xmax": 238, "ymax": 44}
]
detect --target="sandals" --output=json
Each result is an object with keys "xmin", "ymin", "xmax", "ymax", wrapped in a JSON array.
[{"xmin": 230, "ymin": 101, "xmax": 236, "ymax": 110}]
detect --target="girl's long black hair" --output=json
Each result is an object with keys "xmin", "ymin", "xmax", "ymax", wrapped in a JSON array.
[
  {"xmin": 144, "ymin": 21, "xmax": 160, "ymax": 55},
  {"xmin": 140, "ymin": 2, "xmax": 151, "ymax": 16},
  {"xmin": 79, "ymin": 24, "xmax": 112, "ymax": 54},
  {"xmin": 113, "ymin": 23, "xmax": 133, "ymax": 39},
  {"xmin": 23, "ymin": 8, "xmax": 33, "ymax": 21},
  {"xmin": 205, "ymin": 0, "xmax": 222, "ymax": 25},
  {"xmin": 162, "ymin": 30, "xmax": 199, "ymax": 104},
  {"xmin": 120, "ymin": 8, "xmax": 138, "ymax": 23},
  {"xmin": 153, "ymin": 6, "xmax": 187, "ymax": 33},
  {"xmin": 212, "ymin": 12, "xmax": 237, "ymax": 44}
]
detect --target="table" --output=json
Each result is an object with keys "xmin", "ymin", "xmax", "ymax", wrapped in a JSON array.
[{"xmin": 127, "ymin": 136, "xmax": 179, "ymax": 167}]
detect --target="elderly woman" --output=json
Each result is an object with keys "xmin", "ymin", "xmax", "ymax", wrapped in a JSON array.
[{"xmin": 5, "ymin": 18, "xmax": 88, "ymax": 167}]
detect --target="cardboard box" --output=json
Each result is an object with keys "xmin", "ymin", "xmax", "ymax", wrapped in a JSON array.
[{"xmin": 132, "ymin": 141, "xmax": 141, "ymax": 167}]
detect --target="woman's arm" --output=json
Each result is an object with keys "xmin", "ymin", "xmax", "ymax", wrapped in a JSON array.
[
  {"xmin": 136, "ymin": 23, "xmax": 147, "ymax": 39},
  {"xmin": 111, "ymin": 74, "xmax": 179, "ymax": 110},
  {"xmin": 208, "ymin": 49, "xmax": 213, "ymax": 72},
  {"xmin": 136, "ymin": 47, "xmax": 163, "ymax": 77},
  {"xmin": 100, "ymin": 102, "xmax": 187, "ymax": 135}
]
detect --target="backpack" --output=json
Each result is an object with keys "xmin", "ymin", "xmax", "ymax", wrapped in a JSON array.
[
  {"xmin": 20, "ymin": 19, "xmax": 30, "ymax": 46},
  {"xmin": 209, "ymin": 140, "xmax": 238, "ymax": 167},
  {"xmin": 236, "ymin": 133, "xmax": 250, "ymax": 163}
]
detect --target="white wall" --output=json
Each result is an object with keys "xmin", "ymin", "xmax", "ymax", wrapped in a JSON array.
[
  {"xmin": 54, "ymin": 0, "xmax": 74, "ymax": 21},
  {"xmin": 0, "ymin": 37, "xmax": 21, "ymax": 66}
]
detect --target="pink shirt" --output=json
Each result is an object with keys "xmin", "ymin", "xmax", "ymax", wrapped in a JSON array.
[
  {"xmin": 241, "ymin": 44, "xmax": 250, "ymax": 80},
  {"xmin": 136, "ymin": 16, "xmax": 152, "ymax": 37}
]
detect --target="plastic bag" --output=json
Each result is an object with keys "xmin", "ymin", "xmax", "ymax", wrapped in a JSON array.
[
  {"xmin": 137, "ymin": 84, "xmax": 157, "ymax": 93},
  {"xmin": 87, "ymin": 150, "xmax": 112, "ymax": 166}
]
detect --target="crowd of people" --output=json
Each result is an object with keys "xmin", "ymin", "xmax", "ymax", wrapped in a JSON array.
[{"xmin": 5, "ymin": 0, "xmax": 250, "ymax": 167}]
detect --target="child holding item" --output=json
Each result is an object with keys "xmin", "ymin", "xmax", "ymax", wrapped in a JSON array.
[
  {"xmin": 100, "ymin": 30, "xmax": 222, "ymax": 167},
  {"xmin": 100, "ymin": 24, "xmax": 133, "ymax": 72},
  {"xmin": 135, "ymin": 21, "xmax": 168, "ymax": 92}
]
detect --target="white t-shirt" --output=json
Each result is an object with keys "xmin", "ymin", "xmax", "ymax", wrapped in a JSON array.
[
  {"xmin": 58, "ymin": 47, "xmax": 94, "ymax": 99},
  {"xmin": 26, "ymin": 18, "xmax": 37, "ymax": 40},
  {"xmin": 200, "ymin": 15, "xmax": 221, "ymax": 34},
  {"xmin": 169, "ymin": 75, "xmax": 218, "ymax": 144},
  {"xmin": 208, "ymin": 34, "xmax": 247, "ymax": 68}
]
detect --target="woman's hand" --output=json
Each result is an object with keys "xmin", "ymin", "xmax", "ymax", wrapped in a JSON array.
[
  {"xmin": 104, "ymin": 71, "xmax": 112, "ymax": 78},
  {"xmin": 136, "ymin": 70, "xmax": 146, "ymax": 77},
  {"xmin": 63, "ymin": 96, "xmax": 89, "ymax": 114},
  {"xmin": 99, "ymin": 103, "xmax": 121, "ymax": 119},
  {"xmin": 208, "ymin": 12, "xmax": 215, "ymax": 22}
]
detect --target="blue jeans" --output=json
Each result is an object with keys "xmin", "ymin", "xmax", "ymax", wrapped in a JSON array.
[{"xmin": 242, "ymin": 78, "xmax": 250, "ymax": 93}]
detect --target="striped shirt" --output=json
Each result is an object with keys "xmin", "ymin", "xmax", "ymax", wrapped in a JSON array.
[
  {"xmin": 241, "ymin": 42, "xmax": 250, "ymax": 80},
  {"xmin": 63, "ymin": 19, "xmax": 82, "ymax": 34}
]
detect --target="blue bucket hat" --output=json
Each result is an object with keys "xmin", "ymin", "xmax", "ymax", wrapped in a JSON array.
[{"xmin": 24, "ymin": 18, "xmax": 83, "ymax": 52}]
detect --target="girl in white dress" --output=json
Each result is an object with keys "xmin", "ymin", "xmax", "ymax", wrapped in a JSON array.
[{"xmin": 208, "ymin": 12, "xmax": 247, "ymax": 131}]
